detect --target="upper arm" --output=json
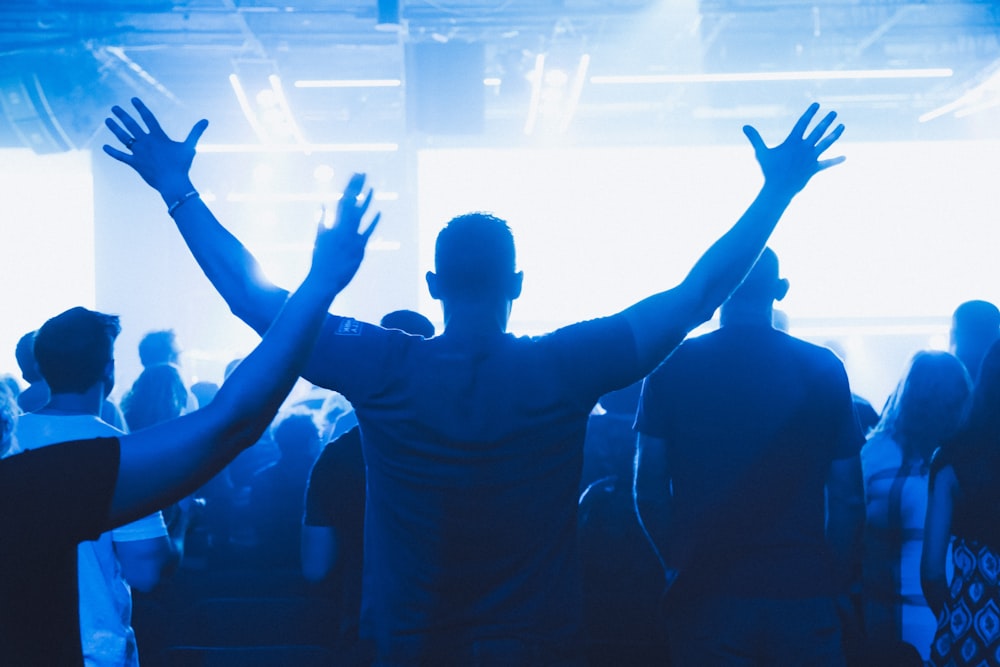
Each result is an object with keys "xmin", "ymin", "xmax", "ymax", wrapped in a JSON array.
[
  {"xmin": 922, "ymin": 465, "xmax": 956, "ymax": 582},
  {"xmin": 114, "ymin": 535, "xmax": 175, "ymax": 592},
  {"xmin": 634, "ymin": 433, "xmax": 670, "ymax": 508},
  {"xmin": 301, "ymin": 525, "xmax": 338, "ymax": 582}
]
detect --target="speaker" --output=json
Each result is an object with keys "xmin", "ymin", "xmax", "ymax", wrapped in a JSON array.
[{"xmin": 406, "ymin": 41, "xmax": 485, "ymax": 135}]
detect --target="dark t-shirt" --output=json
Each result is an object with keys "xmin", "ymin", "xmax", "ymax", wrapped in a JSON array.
[
  {"xmin": 303, "ymin": 425, "xmax": 366, "ymax": 636},
  {"xmin": 308, "ymin": 314, "xmax": 641, "ymax": 659},
  {"xmin": 636, "ymin": 325, "xmax": 863, "ymax": 598},
  {"xmin": 0, "ymin": 437, "xmax": 119, "ymax": 666}
]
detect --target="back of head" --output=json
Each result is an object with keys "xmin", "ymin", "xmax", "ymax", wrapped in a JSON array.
[
  {"xmin": 433, "ymin": 213, "xmax": 517, "ymax": 300},
  {"xmin": 138, "ymin": 329, "xmax": 180, "ymax": 368},
  {"xmin": 35, "ymin": 307, "xmax": 121, "ymax": 395},
  {"xmin": 722, "ymin": 248, "xmax": 788, "ymax": 318},
  {"xmin": 876, "ymin": 350, "xmax": 972, "ymax": 460},
  {"xmin": 951, "ymin": 300, "xmax": 1000, "ymax": 378},
  {"xmin": 14, "ymin": 331, "xmax": 42, "ymax": 384},
  {"xmin": 121, "ymin": 363, "xmax": 189, "ymax": 431},
  {"xmin": 271, "ymin": 411, "xmax": 321, "ymax": 459},
  {"xmin": 380, "ymin": 310, "xmax": 436, "ymax": 338}
]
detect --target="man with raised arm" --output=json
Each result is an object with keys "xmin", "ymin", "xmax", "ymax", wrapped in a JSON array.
[
  {"xmin": 0, "ymin": 141, "xmax": 377, "ymax": 665},
  {"xmin": 106, "ymin": 97, "xmax": 845, "ymax": 665}
]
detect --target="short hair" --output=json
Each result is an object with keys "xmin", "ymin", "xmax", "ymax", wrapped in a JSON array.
[
  {"xmin": 434, "ymin": 213, "xmax": 516, "ymax": 298},
  {"xmin": 271, "ymin": 411, "xmax": 321, "ymax": 457},
  {"xmin": 728, "ymin": 247, "xmax": 781, "ymax": 304},
  {"xmin": 121, "ymin": 364, "xmax": 189, "ymax": 431},
  {"xmin": 380, "ymin": 310, "xmax": 435, "ymax": 338},
  {"xmin": 138, "ymin": 330, "xmax": 180, "ymax": 368},
  {"xmin": 14, "ymin": 331, "xmax": 42, "ymax": 383},
  {"xmin": 34, "ymin": 307, "xmax": 121, "ymax": 395}
]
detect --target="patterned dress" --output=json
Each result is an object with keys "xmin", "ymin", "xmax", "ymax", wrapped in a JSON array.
[{"xmin": 929, "ymin": 538, "xmax": 1000, "ymax": 667}]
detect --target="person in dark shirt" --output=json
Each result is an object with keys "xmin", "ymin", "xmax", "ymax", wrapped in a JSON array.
[{"xmin": 108, "ymin": 96, "xmax": 845, "ymax": 665}]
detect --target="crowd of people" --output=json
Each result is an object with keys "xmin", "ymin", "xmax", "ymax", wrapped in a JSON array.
[{"xmin": 1, "ymin": 95, "xmax": 998, "ymax": 667}]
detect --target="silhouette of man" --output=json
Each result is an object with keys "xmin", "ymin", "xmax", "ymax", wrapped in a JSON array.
[
  {"xmin": 106, "ymin": 97, "xmax": 845, "ymax": 665},
  {"xmin": 0, "ymin": 162, "xmax": 376, "ymax": 666},
  {"xmin": 634, "ymin": 248, "xmax": 865, "ymax": 666},
  {"xmin": 950, "ymin": 299, "xmax": 1000, "ymax": 381}
]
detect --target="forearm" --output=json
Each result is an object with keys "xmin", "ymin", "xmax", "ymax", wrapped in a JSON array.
[
  {"xmin": 109, "ymin": 272, "xmax": 339, "ymax": 527},
  {"xmin": 160, "ymin": 178, "xmax": 289, "ymax": 335}
]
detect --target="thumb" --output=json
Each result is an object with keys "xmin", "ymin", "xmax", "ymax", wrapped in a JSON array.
[
  {"xmin": 742, "ymin": 125, "xmax": 766, "ymax": 156},
  {"xmin": 185, "ymin": 119, "xmax": 209, "ymax": 148}
]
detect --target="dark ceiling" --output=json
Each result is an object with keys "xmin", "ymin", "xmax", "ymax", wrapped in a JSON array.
[{"xmin": 2, "ymin": 0, "xmax": 1000, "ymax": 152}]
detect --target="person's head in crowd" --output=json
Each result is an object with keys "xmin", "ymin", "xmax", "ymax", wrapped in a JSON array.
[
  {"xmin": 873, "ymin": 351, "xmax": 972, "ymax": 463},
  {"xmin": 14, "ymin": 331, "xmax": 43, "ymax": 385},
  {"xmin": 223, "ymin": 357, "xmax": 243, "ymax": 381},
  {"xmin": 380, "ymin": 309, "xmax": 435, "ymax": 339},
  {"xmin": 950, "ymin": 300, "xmax": 1000, "ymax": 381},
  {"xmin": 138, "ymin": 329, "xmax": 181, "ymax": 368},
  {"xmin": 0, "ymin": 383, "xmax": 17, "ymax": 457},
  {"xmin": 0, "ymin": 376, "xmax": 19, "ymax": 402},
  {"xmin": 271, "ymin": 411, "xmax": 322, "ymax": 463},
  {"xmin": 190, "ymin": 381, "xmax": 219, "ymax": 409},
  {"xmin": 121, "ymin": 363, "xmax": 189, "ymax": 431},
  {"xmin": 426, "ymin": 213, "xmax": 523, "ymax": 323},
  {"xmin": 720, "ymin": 247, "xmax": 789, "ymax": 325},
  {"xmin": 34, "ymin": 307, "xmax": 121, "ymax": 397}
]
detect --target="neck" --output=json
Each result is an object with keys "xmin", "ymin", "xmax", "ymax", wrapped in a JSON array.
[
  {"xmin": 441, "ymin": 298, "xmax": 511, "ymax": 336},
  {"xmin": 720, "ymin": 302, "xmax": 774, "ymax": 328},
  {"xmin": 40, "ymin": 385, "xmax": 104, "ymax": 417}
]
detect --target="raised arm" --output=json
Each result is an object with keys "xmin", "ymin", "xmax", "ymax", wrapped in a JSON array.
[
  {"xmin": 103, "ymin": 98, "xmax": 375, "ymax": 338},
  {"xmin": 106, "ymin": 169, "xmax": 378, "ymax": 529},
  {"xmin": 622, "ymin": 103, "xmax": 845, "ymax": 370}
]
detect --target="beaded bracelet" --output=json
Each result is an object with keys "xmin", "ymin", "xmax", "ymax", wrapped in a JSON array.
[{"xmin": 167, "ymin": 190, "xmax": 200, "ymax": 217}]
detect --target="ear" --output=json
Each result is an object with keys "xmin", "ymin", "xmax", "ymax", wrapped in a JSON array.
[
  {"xmin": 103, "ymin": 360, "xmax": 116, "ymax": 398},
  {"xmin": 774, "ymin": 278, "xmax": 790, "ymax": 302},
  {"xmin": 508, "ymin": 271, "xmax": 524, "ymax": 300},
  {"xmin": 426, "ymin": 271, "xmax": 442, "ymax": 300}
]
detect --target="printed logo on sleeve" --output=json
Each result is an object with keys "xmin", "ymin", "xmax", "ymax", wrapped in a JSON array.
[{"xmin": 336, "ymin": 318, "xmax": 363, "ymax": 336}]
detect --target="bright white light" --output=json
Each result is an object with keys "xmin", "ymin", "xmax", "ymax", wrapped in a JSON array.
[
  {"xmin": 198, "ymin": 143, "xmax": 399, "ymax": 153},
  {"xmin": 294, "ymin": 79, "xmax": 402, "ymax": 88},
  {"xmin": 252, "ymin": 162, "xmax": 274, "ymax": 183},
  {"xmin": 313, "ymin": 164, "xmax": 336, "ymax": 183},
  {"xmin": 590, "ymin": 68, "xmax": 953, "ymax": 85},
  {"xmin": 544, "ymin": 69, "xmax": 569, "ymax": 87}
]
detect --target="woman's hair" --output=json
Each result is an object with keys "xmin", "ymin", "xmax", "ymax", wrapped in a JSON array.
[
  {"xmin": 943, "ymin": 339, "xmax": 1000, "ymax": 498},
  {"xmin": 871, "ymin": 350, "xmax": 972, "ymax": 463},
  {"xmin": 121, "ymin": 364, "xmax": 189, "ymax": 431}
]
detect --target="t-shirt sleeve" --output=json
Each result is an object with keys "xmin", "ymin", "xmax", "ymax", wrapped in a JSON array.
[
  {"xmin": 0, "ymin": 437, "xmax": 119, "ymax": 565},
  {"xmin": 303, "ymin": 317, "xmax": 394, "ymax": 399},
  {"xmin": 111, "ymin": 510, "xmax": 168, "ymax": 542},
  {"xmin": 547, "ymin": 314, "xmax": 642, "ymax": 406}
]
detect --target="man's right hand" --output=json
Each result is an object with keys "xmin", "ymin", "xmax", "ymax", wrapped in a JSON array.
[
  {"xmin": 102, "ymin": 97, "xmax": 208, "ymax": 200},
  {"xmin": 743, "ymin": 102, "xmax": 846, "ymax": 198}
]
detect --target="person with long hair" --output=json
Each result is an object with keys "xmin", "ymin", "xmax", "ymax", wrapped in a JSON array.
[
  {"xmin": 861, "ymin": 351, "xmax": 972, "ymax": 660},
  {"xmin": 922, "ymin": 339, "xmax": 1000, "ymax": 666}
]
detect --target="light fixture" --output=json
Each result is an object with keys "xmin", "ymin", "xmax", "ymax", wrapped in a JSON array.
[{"xmin": 590, "ymin": 68, "xmax": 953, "ymax": 85}]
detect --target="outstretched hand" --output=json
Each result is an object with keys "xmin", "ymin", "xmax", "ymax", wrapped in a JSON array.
[
  {"xmin": 103, "ymin": 97, "xmax": 208, "ymax": 196},
  {"xmin": 308, "ymin": 173, "xmax": 381, "ymax": 294},
  {"xmin": 743, "ymin": 103, "xmax": 845, "ymax": 197}
]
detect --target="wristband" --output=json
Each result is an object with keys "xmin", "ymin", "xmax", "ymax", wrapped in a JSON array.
[{"xmin": 167, "ymin": 190, "xmax": 200, "ymax": 216}]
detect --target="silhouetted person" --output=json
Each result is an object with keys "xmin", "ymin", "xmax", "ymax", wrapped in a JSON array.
[
  {"xmin": 634, "ymin": 248, "xmax": 866, "ymax": 666},
  {"xmin": 0, "ymin": 164, "xmax": 377, "ymax": 666},
  {"xmin": 950, "ymin": 299, "xmax": 1000, "ymax": 381},
  {"xmin": 138, "ymin": 330, "xmax": 180, "ymax": 369},
  {"xmin": 861, "ymin": 351, "xmax": 971, "ymax": 661},
  {"xmin": 107, "ymin": 96, "xmax": 845, "ymax": 665},
  {"xmin": 923, "ymin": 339, "xmax": 1000, "ymax": 667}
]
